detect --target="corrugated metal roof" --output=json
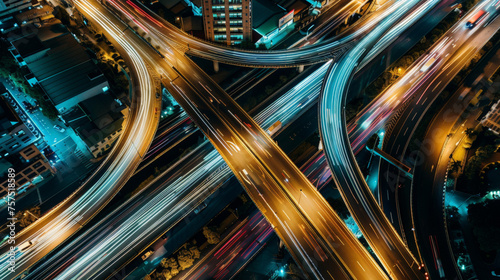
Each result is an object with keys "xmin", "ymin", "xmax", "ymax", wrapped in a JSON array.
[{"xmin": 27, "ymin": 34, "xmax": 106, "ymax": 105}]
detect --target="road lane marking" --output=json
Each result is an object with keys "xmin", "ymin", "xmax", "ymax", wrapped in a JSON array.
[
  {"xmin": 357, "ymin": 261, "xmax": 366, "ymax": 272},
  {"xmin": 432, "ymin": 81, "xmax": 442, "ymax": 91},
  {"xmin": 411, "ymin": 112, "xmax": 418, "ymax": 121},
  {"xmin": 282, "ymin": 209, "xmax": 291, "ymax": 221}
]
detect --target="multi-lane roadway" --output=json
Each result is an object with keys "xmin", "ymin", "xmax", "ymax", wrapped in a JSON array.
[
  {"xmin": 379, "ymin": 2, "xmax": 500, "ymax": 278},
  {"xmin": 0, "ymin": 3, "xmax": 160, "ymax": 278},
  {"xmin": 319, "ymin": 0, "xmax": 443, "ymax": 279}
]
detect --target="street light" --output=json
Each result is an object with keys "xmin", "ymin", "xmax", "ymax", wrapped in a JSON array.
[{"xmin": 176, "ymin": 17, "xmax": 184, "ymax": 31}]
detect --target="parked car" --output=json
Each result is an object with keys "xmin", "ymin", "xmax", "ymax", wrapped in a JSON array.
[
  {"xmin": 53, "ymin": 125, "xmax": 66, "ymax": 133},
  {"xmin": 22, "ymin": 101, "xmax": 34, "ymax": 113},
  {"xmin": 141, "ymin": 249, "xmax": 154, "ymax": 261}
]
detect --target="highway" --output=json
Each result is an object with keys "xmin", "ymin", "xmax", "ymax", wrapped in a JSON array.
[
  {"xmin": 0, "ymin": 1, "xmax": 161, "ymax": 278},
  {"xmin": 17, "ymin": 59, "xmax": 336, "ymax": 280},
  {"xmin": 181, "ymin": 151, "xmax": 331, "ymax": 280},
  {"xmin": 378, "ymin": 2, "xmax": 500, "ymax": 278},
  {"xmin": 167, "ymin": 59, "xmax": 387, "ymax": 279},
  {"xmin": 319, "ymin": 0, "xmax": 442, "ymax": 279},
  {"xmin": 43, "ymin": 24, "xmax": 448, "ymax": 276},
  {"xmin": 103, "ymin": 0, "xmax": 414, "ymax": 67},
  {"xmin": 10, "ymin": 3, "xmax": 374, "ymax": 276},
  {"xmin": 0, "ymin": 0, "xmax": 484, "ymax": 277},
  {"xmin": 20, "ymin": 0, "xmax": 457, "ymax": 277},
  {"xmin": 84, "ymin": 9, "xmax": 389, "ymax": 275}
]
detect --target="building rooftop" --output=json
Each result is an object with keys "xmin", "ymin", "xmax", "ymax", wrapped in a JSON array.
[
  {"xmin": 253, "ymin": 0, "xmax": 285, "ymax": 28},
  {"xmin": 64, "ymin": 94, "xmax": 124, "ymax": 148},
  {"xmin": 0, "ymin": 158, "xmax": 13, "ymax": 178},
  {"xmin": 26, "ymin": 34, "xmax": 107, "ymax": 107},
  {"xmin": 36, "ymin": 22, "xmax": 68, "ymax": 41},
  {"xmin": 11, "ymin": 35, "xmax": 46, "ymax": 58},
  {"xmin": 14, "ymin": 5, "xmax": 53, "ymax": 23},
  {"xmin": 0, "ymin": 16, "xmax": 18, "ymax": 33}
]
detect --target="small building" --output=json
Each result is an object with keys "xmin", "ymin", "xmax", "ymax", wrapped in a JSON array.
[
  {"xmin": 63, "ymin": 94, "xmax": 125, "ymax": 158},
  {"xmin": 482, "ymin": 99, "xmax": 500, "ymax": 134},
  {"xmin": 0, "ymin": 94, "xmax": 37, "ymax": 158},
  {"xmin": 9, "ymin": 26, "xmax": 110, "ymax": 113},
  {"xmin": 0, "ymin": 144, "xmax": 54, "ymax": 200}
]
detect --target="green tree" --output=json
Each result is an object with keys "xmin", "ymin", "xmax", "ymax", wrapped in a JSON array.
[
  {"xmin": 476, "ymin": 145, "xmax": 496, "ymax": 160},
  {"xmin": 161, "ymin": 270, "xmax": 172, "ymax": 280},
  {"xmin": 202, "ymin": 226, "xmax": 220, "ymax": 244},
  {"xmin": 190, "ymin": 246, "xmax": 201, "ymax": 259},
  {"xmin": 177, "ymin": 247, "xmax": 195, "ymax": 270},
  {"xmin": 154, "ymin": 272, "xmax": 166, "ymax": 280},
  {"xmin": 15, "ymin": 206, "xmax": 40, "ymax": 228}
]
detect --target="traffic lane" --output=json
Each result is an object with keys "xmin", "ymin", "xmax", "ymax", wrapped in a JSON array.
[
  {"xmin": 115, "ymin": 0, "xmax": 401, "ymax": 67},
  {"xmin": 292, "ymin": 1, "xmax": 362, "ymax": 48},
  {"xmin": 0, "ymin": 2, "xmax": 160, "ymax": 279},
  {"xmin": 111, "ymin": 3, "xmax": 388, "ymax": 278},
  {"xmin": 168, "ymin": 77, "xmax": 352, "ymax": 280},
  {"xmin": 321, "ymin": 90, "xmax": 423, "ymax": 278},
  {"xmin": 378, "ymin": 0, "xmax": 500, "ymax": 222},
  {"xmin": 43, "ymin": 59, "xmax": 338, "ymax": 280},
  {"xmin": 175, "ymin": 59, "xmax": 387, "ymax": 280},
  {"xmin": 349, "ymin": 36, "xmax": 476, "ymax": 155},
  {"xmin": 24, "ymin": 145, "xmax": 213, "ymax": 279},
  {"xmin": 381, "ymin": 19, "xmax": 500, "ymax": 280},
  {"xmin": 318, "ymin": 0, "xmax": 439, "ymax": 274},
  {"xmin": 320, "ymin": 43, "xmax": 426, "ymax": 280},
  {"xmin": 329, "ymin": 155, "xmax": 423, "ymax": 274},
  {"xmin": 35, "ymin": 142, "xmax": 234, "ymax": 279},
  {"xmin": 0, "ymin": 119, "xmax": 136, "ymax": 251},
  {"xmin": 350, "ymin": 0, "xmax": 456, "ymax": 96},
  {"xmin": 185, "ymin": 149, "xmax": 335, "ymax": 280},
  {"xmin": 351, "ymin": 0, "xmax": 500, "ymax": 151},
  {"xmin": 3, "ymin": 0, "xmax": 160, "ymax": 276}
]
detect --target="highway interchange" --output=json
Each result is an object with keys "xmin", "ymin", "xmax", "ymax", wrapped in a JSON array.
[{"xmin": 1, "ymin": 0, "xmax": 499, "ymax": 278}]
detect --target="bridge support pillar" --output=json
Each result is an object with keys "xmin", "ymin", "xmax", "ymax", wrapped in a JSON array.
[
  {"xmin": 213, "ymin": 61, "xmax": 220, "ymax": 73},
  {"xmin": 297, "ymin": 65, "xmax": 304, "ymax": 73}
]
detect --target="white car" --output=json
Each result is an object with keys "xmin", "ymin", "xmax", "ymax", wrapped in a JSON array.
[{"xmin": 53, "ymin": 124, "xmax": 65, "ymax": 133}]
